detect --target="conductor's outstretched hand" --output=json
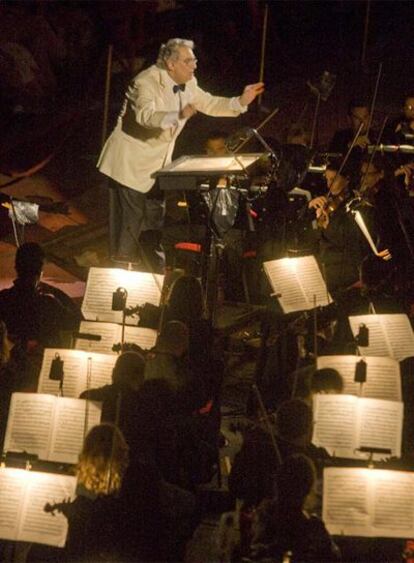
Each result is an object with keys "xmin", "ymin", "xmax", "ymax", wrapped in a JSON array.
[{"xmin": 240, "ymin": 82, "xmax": 265, "ymax": 106}]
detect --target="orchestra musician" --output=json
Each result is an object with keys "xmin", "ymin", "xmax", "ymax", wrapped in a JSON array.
[
  {"xmin": 386, "ymin": 93, "xmax": 414, "ymax": 148},
  {"xmin": 359, "ymin": 154, "xmax": 413, "ymax": 266},
  {"xmin": 307, "ymin": 159, "xmax": 374, "ymax": 297},
  {"xmin": 329, "ymin": 99, "xmax": 374, "ymax": 154},
  {"xmin": 97, "ymin": 37, "xmax": 264, "ymax": 270}
]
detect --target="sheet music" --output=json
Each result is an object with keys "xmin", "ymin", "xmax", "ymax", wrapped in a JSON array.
[
  {"xmin": 317, "ymin": 355, "xmax": 401, "ymax": 401},
  {"xmin": 123, "ymin": 325, "xmax": 157, "ymax": 350},
  {"xmin": 75, "ymin": 321, "xmax": 157, "ymax": 354},
  {"xmin": 264, "ymin": 258, "xmax": 308, "ymax": 312},
  {"xmin": 312, "ymin": 394, "xmax": 357, "ymax": 457},
  {"xmin": 4, "ymin": 393, "xmax": 102, "ymax": 464},
  {"xmin": 312, "ymin": 394, "xmax": 403, "ymax": 459},
  {"xmin": 323, "ymin": 467, "xmax": 370, "ymax": 536},
  {"xmin": 82, "ymin": 267, "xmax": 164, "ymax": 323},
  {"xmin": 383, "ymin": 315, "xmax": 414, "ymax": 363},
  {"xmin": 75, "ymin": 321, "xmax": 119, "ymax": 353},
  {"xmin": 0, "ymin": 468, "xmax": 26, "ymax": 540},
  {"xmin": 0, "ymin": 467, "xmax": 76, "ymax": 546},
  {"xmin": 295, "ymin": 255, "xmax": 331, "ymax": 308},
  {"xmin": 323, "ymin": 467, "xmax": 414, "ymax": 538},
  {"xmin": 358, "ymin": 398, "xmax": 403, "ymax": 458},
  {"xmin": 49, "ymin": 398, "xmax": 102, "ymax": 464},
  {"xmin": 372, "ymin": 471, "xmax": 414, "ymax": 534},
  {"xmin": 263, "ymin": 256, "xmax": 330, "ymax": 313},
  {"xmin": 88, "ymin": 352, "xmax": 118, "ymax": 391},
  {"xmin": 3, "ymin": 393, "xmax": 55, "ymax": 460},
  {"xmin": 169, "ymin": 155, "xmax": 259, "ymax": 172},
  {"xmin": 349, "ymin": 314, "xmax": 414, "ymax": 361},
  {"xmin": 38, "ymin": 349, "xmax": 116, "ymax": 398}
]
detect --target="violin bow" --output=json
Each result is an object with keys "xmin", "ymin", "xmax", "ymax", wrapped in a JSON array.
[
  {"xmin": 252, "ymin": 384, "xmax": 282, "ymax": 465},
  {"xmin": 366, "ymin": 62, "xmax": 383, "ymax": 139},
  {"xmin": 326, "ymin": 121, "xmax": 365, "ymax": 200}
]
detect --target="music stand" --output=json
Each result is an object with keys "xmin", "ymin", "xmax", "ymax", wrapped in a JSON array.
[{"xmin": 153, "ymin": 153, "xmax": 265, "ymax": 191}]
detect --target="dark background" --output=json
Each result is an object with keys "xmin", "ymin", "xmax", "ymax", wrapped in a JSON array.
[{"xmin": 0, "ymin": 0, "xmax": 413, "ymax": 197}]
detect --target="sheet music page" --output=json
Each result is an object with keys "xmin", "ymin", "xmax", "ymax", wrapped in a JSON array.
[
  {"xmin": 169, "ymin": 155, "xmax": 259, "ymax": 172},
  {"xmin": 123, "ymin": 326, "xmax": 158, "ymax": 351},
  {"xmin": 294, "ymin": 255, "xmax": 331, "ymax": 308},
  {"xmin": 87, "ymin": 352, "xmax": 117, "ymax": 392},
  {"xmin": 312, "ymin": 394, "xmax": 358, "ymax": 457},
  {"xmin": 49, "ymin": 398, "xmax": 102, "ymax": 464},
  {"xmin": 263, "ymin": 258, "xmax": 309, "ymax": 313},
  {"xmin": 3, "ymin": 393, "xmax": 55, "ymax": 460},
  {"xmin": 75, "ymin": 321, "xmax": 119, "ymax": 353},
  {"xmin": 38, "ymin": 350, "xmax": 115, "ymax": 398},
  {"xmin": 0, "ymin": 467, "xmax": 26, "ymax": 541},
  {"xmin": 383, "ymin": 314, "xmax": 414, "ymax": 362},
  {"xmin": 323, "ymin": 467, "xmax": 371, "ymax": 536},
  {"xmin": 20, "ymin": 470, "xmax": 76, "ymax": 547},
  {"xmin": 317, "ymin": 355, "xmax": 401, "ymax": 401},
  {"xmin": 81, "ymin": 267, "xmax": 164, "ymax": 323},
  {"xmin": 323, "ymin": 467, "xmax": 414, "ymax": 538},
  {"xmin": 349, "ymin": 315, "xmax": 391, "ymax": 357},
  {"xmin": 358, "ymin": 398, "xmax": 403, "ymax": 460},
  {"xmin": 371, "ymin": 469, "xmax": 414, "ymax": 537},
  {"xmin": 38, "ymin": 348, "xmax": 86, "ymax": 398},
  {"xmin": 75, "ymin": 322, "xmax": 157, "ymax": 355}
]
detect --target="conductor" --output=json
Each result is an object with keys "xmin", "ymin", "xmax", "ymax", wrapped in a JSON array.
[{"xmin": 97, "ymin": 38, "xmax": 264, "ymax": 271}]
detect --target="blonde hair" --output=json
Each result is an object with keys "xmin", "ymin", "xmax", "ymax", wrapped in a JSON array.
[
  {"xmin": 156, "ymin": 38, "xmax": 194, "ymax": 68},
  {"xmin": 76, "ymin": 424, "xmax": 129, "ymax": 496}
]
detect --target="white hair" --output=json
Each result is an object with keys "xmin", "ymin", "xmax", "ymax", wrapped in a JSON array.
[{"xmin": 156, "ymin": 38, "xmax": 194, "ymax": 68}]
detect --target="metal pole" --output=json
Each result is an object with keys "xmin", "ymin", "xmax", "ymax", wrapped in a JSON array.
[
  {"xmin": 361, "ymin": 0, "xmax": 371, "ymax": 68},
  {"xmin": 101, "ymin": 44, "xmax": 113, "ymax": 149}
]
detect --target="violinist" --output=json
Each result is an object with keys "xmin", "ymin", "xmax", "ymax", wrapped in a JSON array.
[
  {"xmin": 307, "ymin": 159, "xmax": 373, "ymax": 297},
  {"xmin": 360, "ymin": 154, "xmax": 411, "ymax": 265},
  {"xmin": 328, "ymin": 99, "xmax": 375, "ymax": 170},
  {"xmin": 385, "ymin": 93, "xmax": 414, "ymax": 151}
]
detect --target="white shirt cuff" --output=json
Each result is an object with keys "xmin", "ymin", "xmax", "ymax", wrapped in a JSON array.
[{"xmin": 230, "ymin": 97, "xmax": 248, "ymax": 113}]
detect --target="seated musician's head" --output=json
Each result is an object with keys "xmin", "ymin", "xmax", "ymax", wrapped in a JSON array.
[
  {"xmin": 311, "ymin": 368, "xmax": 343, "ymax": 395},
  {"xmin": 324, "ymin": 158, "xmax": 352, "ymax": 195},
  {"xmin": 204, "ymin": 130, "xmax": 229, "ymax": 156},
  {"xmin": 168, "ymin": 275, "xmax": 204, "ymax": 322},
  {"xmin": 347, "ymin": 99, "xmax": 370, "ymax": 134},
  {"xmin": 360, "ymin": 153, "xmax": 387, "ymax": 191},
  {"xmin": 403, "ymin": 94, "xmax": 414, "ymax": 124},
  {"xmin": 77, "ymin": 423, "xmax": 129, "ymax": 495},
  {"xmin": 286, "ymin": 124, "xmax": 310, "ymax": 146},
  {"xmin": 112, "ymin": 350, "xmax": 145, "ymax": 391},
  {"xmin": 275, "ymin": 399, "xmax": 313, "ymax": 446},
  {"xmin": 15, "ymin": 242, "xmax": 45, "ymax": 284}
]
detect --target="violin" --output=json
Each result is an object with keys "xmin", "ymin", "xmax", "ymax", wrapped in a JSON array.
[{"xmin": 316, "ymin": 187, "xmax": 350, "ymax": 228}]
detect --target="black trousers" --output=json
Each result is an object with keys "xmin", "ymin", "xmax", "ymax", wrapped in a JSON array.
[{"xmin": 108, "ymin": 178, "xmax": 165, "ymax": 270}]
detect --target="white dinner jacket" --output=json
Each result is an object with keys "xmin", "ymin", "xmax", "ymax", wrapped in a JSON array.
[{"xmin": 97, "ymin": 65, "xmax": 246, "ymax": 193}]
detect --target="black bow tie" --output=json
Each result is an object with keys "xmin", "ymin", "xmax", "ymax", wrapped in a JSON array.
[{"xmin": 173, "ymin": 84, "xmax": 186, "ymax": 93}]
